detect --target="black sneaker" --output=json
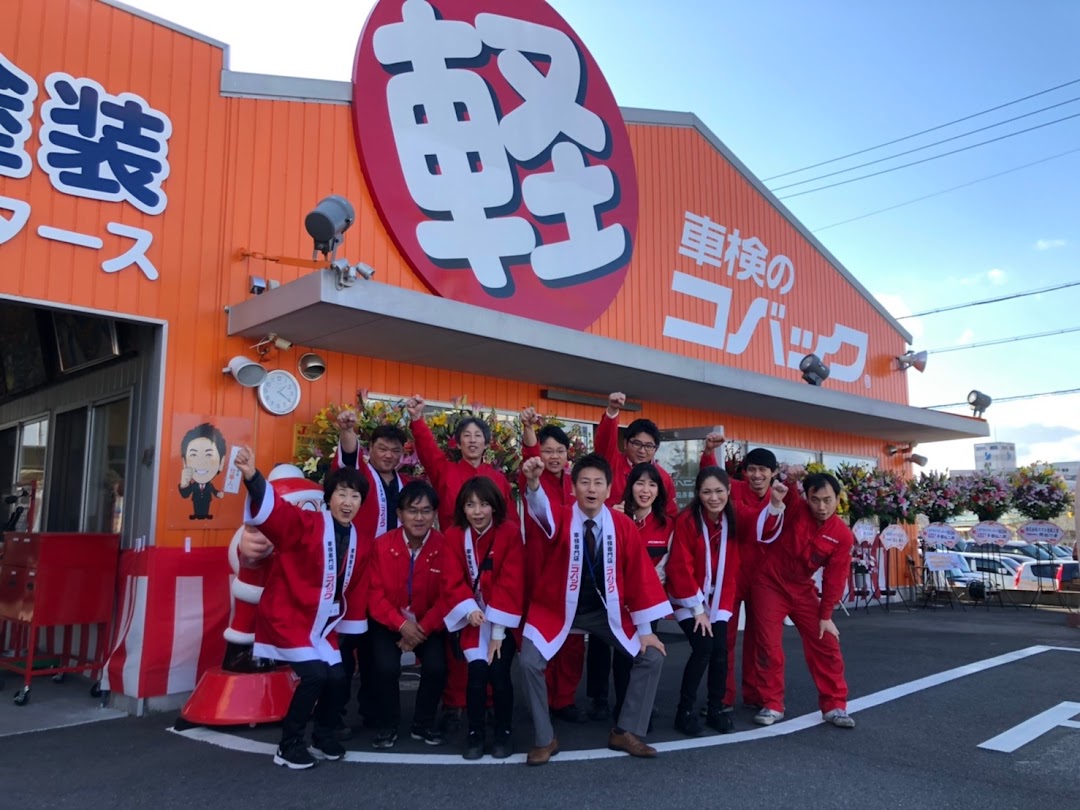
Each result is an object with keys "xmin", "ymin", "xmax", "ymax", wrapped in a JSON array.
[
  {"xmin": 273, "ymin": 739, "xmax": 316, "ymax": 770},
  {"xmin": 309, "ymin": 736, "xmax": 346, "ymax": 761},
  {"xmin": 587, "ymin": 698, "xmax": 610, "ymax": 721},
  {"xmin": 491, "ymin": 729, "xmax": 513, "ymax": 759},
  {"xmin": 674, "ymin": 707, "xmax": 702, "ymax": 736},
  {"xmin": 372, "ymin": 729, "xmax": 398, "ymax": 749},
  {"xmin": 410, "ymin": 726, "xmax": 447, "ymax": 746},
  {"xmin": 705, "ymin": 707, "xmax": 735, "ymax": 734},
  {"xmin": 463, "ymin": 730, "xmax": 484, "ymax": 760}
]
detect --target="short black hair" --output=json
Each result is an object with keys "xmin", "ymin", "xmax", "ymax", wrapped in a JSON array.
[
  {"xmin": 537, "ymin": 424, "xmax": 570, "ymax": 449},
  {"xmin": 371, "ymin": 424, "xmax": 408, "ymax": 446},
  {"xmin": 623, "ymin": 462, "xmax": 668, "ymax": 526},
  {"xmin": 804, "ymin": 472, "xmax": 842, "ymax": 498},
  {"xmin": 454, "ymin": 416, "xmax": 491, "ymax": 445},
  {"xmin": 397, "ymin": 479, "xmax": 438, "ymax": 511},
  {"xmin": 323, "ymin": 465, "xmax": 369, "ymax": 505},
  {"xmin": 625, "ymin": 418, "xmax": 660, "ymax": 447},
  {"xmin": 571, "ymin": 453, "xmax": 612, "ymax": 485},
  {"xmin": 743, "ymin": 448, "xmax": 778, "ymax": 471},
  {"xmin": 454, "ymin": 476, "xmax": 506, "ymax": 528},
  {"xmin": 180, "ymin": 422, "xmax": 226, "ymax": 458}
]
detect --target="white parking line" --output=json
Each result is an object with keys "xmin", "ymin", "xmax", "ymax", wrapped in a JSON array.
[{"xmin": 168, "ymin": 644, "xmax": 1080, "ymax": 765}]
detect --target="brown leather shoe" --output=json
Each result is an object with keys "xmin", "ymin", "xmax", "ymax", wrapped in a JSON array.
[
  {"xmin": 526, "ymin": 737, "xmax": 559, "ymax": 766},
  {"xmin": 607, "ymin": 729, "xmax": 657, "ymax": 758}
]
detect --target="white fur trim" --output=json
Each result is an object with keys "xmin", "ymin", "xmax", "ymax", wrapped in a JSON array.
[
  {"xmin": 336, "ymin": 619, "xmax": 367, "ymax": 635},
  {"xmin": 630, "ymin": 601, "xmax": 671, "ymax": 626},
  {"xmin": 445, "ymin": 598, "xmax": 481, "ymax": 633},
  {"xmin": 231, "ymin": 579, "xmax": 264, "ymax": 605},
  {"xmin": 485, "ymin": 606, "xmax": 521, "ymax": 630},
  {"xmin": 223, "ymin": 628, "xmax": 255, "ymax": 644},
  {"xmin": 244, "ymin": 481, "xmax": 275, "ymax": 526}
]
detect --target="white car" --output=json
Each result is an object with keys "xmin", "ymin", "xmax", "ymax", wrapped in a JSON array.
[{"xmin": 956, "ymin": 552, "xmax": 1071, "ymax": 592}]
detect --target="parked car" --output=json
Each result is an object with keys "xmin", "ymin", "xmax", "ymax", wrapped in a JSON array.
[
  {"xmin": 956, "ymin": 540, "xmax": 1054, "ymax": 560},
  {"xmin": 957, "ymin": 552, "xmax": 1074, "ymax": 591}
]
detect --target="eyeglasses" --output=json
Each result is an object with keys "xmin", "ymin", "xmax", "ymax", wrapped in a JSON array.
[
  {"xmin": 402, "ymin": 508, "xmax": 435, "ymax": 518},
  {"xmin": 540, "ymin": 448, "xmax": 568, "ymax": 457},
  {"xmin": 626, "ymin": 439, "xmax": 658, "ymax": 452}
]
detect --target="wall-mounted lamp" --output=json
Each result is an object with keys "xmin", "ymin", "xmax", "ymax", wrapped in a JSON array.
[
  {"xmin": 305, "ymin": 195, "xmax": 355, "ymax": 260},
  {"xmin": 298, "ymin": 352, "xmax": 327, "ymax": 381},
  {"xmin": 967, "ymin": 389, "xmax": 992, "ymax": 418},
  {"xmin": 222, "ymin": 356, "xmax": 268, "ymax": 388},
  {"xmin": 907, "ymin": 453, "xmax": 929, "ymax": 467},
  {"xmin": 799, "ymin": 353, "xmax": 830, "ymax": 386},
  {"xmin": 886, "ymin": 442, "xmax": 918, "ymax": 457},
  {"xmin": 897, "ymin": 350, "xmax": 928, "ymax": 373}
]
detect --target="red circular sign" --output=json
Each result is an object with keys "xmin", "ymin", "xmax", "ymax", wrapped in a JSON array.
[{"xmin": 352, "ymin": 0, "xmax": 638, "ymax": 330}]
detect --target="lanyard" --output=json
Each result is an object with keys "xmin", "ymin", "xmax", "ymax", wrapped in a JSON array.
[
  {"xmin": 581, "ymin": 525, "xmax": 606, "ymax": 603},
  {"xmin": 406, "ymin": 547, "xmax": 418, "ymax": 604},
  {"xmin": 470, "ymin": 527, "xmax": 498, "ymax": 597}
]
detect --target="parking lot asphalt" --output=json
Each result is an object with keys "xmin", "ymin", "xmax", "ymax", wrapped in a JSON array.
[{"xmin": 4, "ymin": 605, "xmax": 1079, "ymax": 809}]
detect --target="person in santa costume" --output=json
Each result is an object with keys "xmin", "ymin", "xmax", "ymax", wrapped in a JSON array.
[
  {"xmin": 441, "ymin": 477, "xmax": 524, "ymax": 760},
  {"xmin": 367, "ymin": 479, "xmax": 448, "ymax": 749},
  {"xmin": 520, "ymin": 453, "xmax": 669, "ymax": 765},
  {"xmin": 222, "ymin": 465, "xmax": 324, "ymax": 673},
  {"xmin": 332, "ymin": 411, "xmax": 412, "ymax": 736},
  {"xmin": 234, "ymin": 447, "xmax": 371, "ymax": 770},
  {"xmin": 665, "ymin": 466, "xmax": 783, "ymax": 736},
  {"xmin": 752, "ymin": 473, "xmax": 856, "ymax": 729},
  {"xmin": 588, "ymin": 392, "xmax": 678, "ymax": 721},
  {"xmin": 699, "ymin": 438, "xmax": 798, "ymax": 711},
  {"xmin": 405, "ymin": 394, "xmax": 516, "ymax": 733},
  {"xmin": 605, "ymin": 462, "xmax": 674, "ymax": 726},
  {"xmin": 518, "ymin": 407, "xmax": 588, "ymax": 725}
]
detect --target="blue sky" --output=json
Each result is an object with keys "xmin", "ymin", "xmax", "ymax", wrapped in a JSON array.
[{"xmin": 124, "ymin": 0, "xmax": 1080, "ymax": 472}]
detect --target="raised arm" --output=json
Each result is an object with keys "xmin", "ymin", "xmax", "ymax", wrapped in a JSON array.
[
  {"xmin": 235, "ymin": 446, "xmax": 307, "ymax": 553},
  {"xmin": 405, "ymin": 396, "xmax": 448, "ymax": 485},
  {"xmin": 594, "ymin": 391, "xmax": 625, "ymax": 466}
]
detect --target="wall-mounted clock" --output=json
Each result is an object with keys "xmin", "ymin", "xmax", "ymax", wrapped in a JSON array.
[{"xmin": 257, "ymin": 369, "xmax": 302, "ymax": 416}]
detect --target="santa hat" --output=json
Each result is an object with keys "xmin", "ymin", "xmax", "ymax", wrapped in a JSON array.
[{"xmin": 267, "ymin": 463, "xmax": 323, "ymax": 501}]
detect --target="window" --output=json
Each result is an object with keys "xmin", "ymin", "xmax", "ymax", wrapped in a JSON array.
[
  {"xmin": 16, "ymin": 418, "xmax": 48, "ymax": 531},
  {"xmin": 46, "ymin": 408, "xmax": 89, "ymax": 532},
  {"xmin": 822, "ymin": 452, "xmax": 877, "ymax": 470},
  {"xmin": 83, "ymin": 397, "xmax": 130, "ymax": 534},
  {"xmin": 760, "ymin": 445, "xmax": 819, "ymax": 467}
]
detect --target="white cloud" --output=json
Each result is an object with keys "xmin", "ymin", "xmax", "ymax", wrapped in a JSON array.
[
  {"xmin": 1035, "ymin": 238, "xmax": 1066, "ymax": 251},
  {"xmin": 987, "ymin": 268, "xmax": 1007, "ymax": 285}
]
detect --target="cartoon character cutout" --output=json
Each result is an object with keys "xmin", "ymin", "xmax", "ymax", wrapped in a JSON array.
[{"xmin": 178, "ymin": 422, "xmax": 227, "ymax": 520}]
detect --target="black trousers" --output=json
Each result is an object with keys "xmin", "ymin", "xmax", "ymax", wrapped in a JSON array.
[
  {"xmin": 466, "ymin": 633, "xmax": 516, "ymax": 734},
  {"xmin": 339, "ymin": 632, "xmax": 376, "ymax": 719},
  {"xmin": 369, "ymin": 621, "xmax": 447, "ymax": 731},
  {"xmin": 282, "ymin": 659, "xmax": 347, "ymax": 746},
  {"xmin": 586, "ymin": 636, "xmax": 632, "ymax": 720},
  {"xmin": 677, "ymin": 617, "xmax": 729, "ymax": 711}
]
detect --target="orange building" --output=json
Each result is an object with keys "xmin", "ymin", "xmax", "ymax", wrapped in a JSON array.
[{"xmin": 0, "ymin": 0, "xmax": 986, "ymax": 711}]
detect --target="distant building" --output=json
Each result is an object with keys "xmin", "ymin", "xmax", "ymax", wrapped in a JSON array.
[
  {"xmin": 1051, "ymin": 461, "xmax": 1079, "ymax": 485},
  {"xmin": 974, "ymin": 442, "xmax": 1017, "ymax": 472}
]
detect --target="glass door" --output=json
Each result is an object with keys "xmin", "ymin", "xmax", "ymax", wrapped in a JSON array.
[
  {"xmin": 46, "ymin": 408, "xmax": 89, "ymax": 531},
  {"xmin": 83, "ymin": 397, "xmax": 131, "ymax": 534},
  {"xmin": 16, "ymin": 418, "xmax": 48, "ymax": 531}
]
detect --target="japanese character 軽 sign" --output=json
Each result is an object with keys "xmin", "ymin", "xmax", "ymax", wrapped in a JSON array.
[{"xmin": 353, "ymin": 0, "xmax": 638, "ymax": 330}]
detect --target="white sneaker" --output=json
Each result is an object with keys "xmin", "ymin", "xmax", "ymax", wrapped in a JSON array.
[
  {"xmin": 753, "ymin": 708, "xmax": 784, "ymax": 726},
  {"xmin": 822, "ymin": 708, "xmax": 856, "ymax": 729}
]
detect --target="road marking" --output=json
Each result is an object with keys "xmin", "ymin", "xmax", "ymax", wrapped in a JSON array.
[
  {"xmin": 978, "ymin": 701, "xmax": 1080, "ymax": 753},
  {"xmin": 168, "ymin": 644, "xmax": 1080, "ymax": 766}
]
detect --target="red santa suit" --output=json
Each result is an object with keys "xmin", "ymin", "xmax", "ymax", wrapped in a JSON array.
[
  {"xmin": 442, "ymin": 521, "xmax": 525, "ymax": 662},
  {"xmin": 523, "ymin": 496, "xmax": 670, "ymax": 661},
  {"xmin": 411, "ymin": 417, "xmax": 516, "ymax": 709},
  {"xmin": 594, "ymin": 412, "xmax": 678, "ymax": 521},
  {"xmin": 244, "ymin": 481, "xmax": 369, "ymax": 664},
  {"xmin": 632, "ymin": 511, "xmax": 673, "ymax": 582},
  {"xmin": 752, "ymin": 495, "xmax": 853, "ymax": 714},
  {"xmin": 367, "ymin": 527, "xmax": 448, "ymax": 637},
  {"xmin": 332, "ymin": 444, "xmax": 410, "ymax": 539},
  {"xmin": 224, "ymin": 467, "xmax": 325, "ymax": 653},
  {"xmin": 518, "ymin": 443, "xmax": 584, "ymax": 709},
  {"xmin": 666, "ymin": 503, "xmax": 782, "ymax": 624}
]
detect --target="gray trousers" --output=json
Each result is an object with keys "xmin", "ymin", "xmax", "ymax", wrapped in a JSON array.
[{"xmin": 520, "ymin": 609, "xmax": 664, "ymax": 747}]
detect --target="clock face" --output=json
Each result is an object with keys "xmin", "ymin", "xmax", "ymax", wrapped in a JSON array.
[{"xmin": 257, "ymin": 370, "xmax": 301, "ymax": 416}]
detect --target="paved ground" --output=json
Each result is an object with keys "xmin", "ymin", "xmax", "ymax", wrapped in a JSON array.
[{"xmin": 4, "ymin": 605, "xmax": 1079, "ymax": 809}]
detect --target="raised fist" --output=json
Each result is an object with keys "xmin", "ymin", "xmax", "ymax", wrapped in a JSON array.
[
  {"xmin": 522, "ymin": 456, "xmax": 544, "ymax": 483},
  {"xmin": 180, "ymin": 467, "xmax": 193, "ymax": 487},
  {"xmin": 608, "ymin": 392, "xmax": 626, "ymax": 411},
  {"xmin": 336, "ymin": 409, "xmax": 358, "ymax": 433},
  {"xmin": 405, "ymin": 395, "xmax": 425, "ymax": 422},
  {"xmin": 234, "ymin": 446, "xmax": 257, "ymax": 481},
  {"xmin": 704, "ymin": 432, "xmax": 724, "ymax": 452},
  {"xmin": 770, "ymin": 478, "xmax": 789, "ymax": 507},
  {"xmin": 520, "ymin": 406, "xmax": 538, "ymax": 426}
]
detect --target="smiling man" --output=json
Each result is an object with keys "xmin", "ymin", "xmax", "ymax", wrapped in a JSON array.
[
  {"xmin": 177, "ymin": 422, "xmax": 227, "ymax": 520},
  {"xmin": 519, "ymin": 453, "xmax": 670, "ymax": 765}
]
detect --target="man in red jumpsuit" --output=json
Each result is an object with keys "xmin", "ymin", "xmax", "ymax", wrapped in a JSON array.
[{"xmin": 752, "ymin": 473, "xmax": 856, "ymax": 729}]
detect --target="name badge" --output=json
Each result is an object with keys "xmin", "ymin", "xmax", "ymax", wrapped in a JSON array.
[{"xmin": 403, "ymin": 609, "xmax": 417, "ymax": 623}]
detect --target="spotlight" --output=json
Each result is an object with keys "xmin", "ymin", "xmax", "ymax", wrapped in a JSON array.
[
  {"xmin": 330, "ymin": 258, "xmax": 375, "ymax": 289},
  {"xmin": 249, "ymin": 275, "xmax": 267, "ymax": 295},
  {"xmin": 907, "ymin": 453, "xmax": 928, "ymax": 467},
  {"xmin": 222, "ymin": 356, "xmax": 268, "ymax": 388},
  {"xmin": 967, "ymin": 390, "xmax": 992, "ymax": 418},
  {"xmin": 251, "ymin": 334, "xmax": 293, "ymax": 359},
  {"xmin": 799, "ymin": 353, "xmax": 830, "ymax": 386},
  {"xmin": 305, "ymin": 195, "xmax": 355, "ymax": 260},
  {"xmin": 298, "ymin": 353, "xmax": 327, "ymax": 382},
  {"xmin": 886, "ymin": 442, "xmax": 918, "ymax": 457},
  {"xmin": 897, "ymin": 350, "xmax": 928, "ymax": 373}
]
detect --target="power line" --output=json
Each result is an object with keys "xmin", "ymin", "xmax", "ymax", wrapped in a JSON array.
[
  {"xmin": 926, "ymin": 387, "xmax": 1080, "ymax": 409},
  {"xmin": 763, "ymin": 77, "xmax": 1080, "ymax": 181},
  {"xmin": 897, "ymin": 279, "xmax": 1080, "ymax": 319},
  {"xmin": 812, "ymin": 146, "xmax": 1080, "ymax": 232},
  {"xmin": 927, "ymin": 325, "xmax": 1080, "ymax": 354},
  {"xmin": 776, "ymin": 110, "xmax": 1080, "ymax": 200},
  {"xmin": 770, "ymin": 95, "xmax": 1080, "ymax": 192}
]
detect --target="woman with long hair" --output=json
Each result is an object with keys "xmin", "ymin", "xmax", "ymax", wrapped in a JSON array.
[
  {"xmin": 665, "ymin": 466, "xmax": 781, "ymax": 736},
  {"xmin": 442, "ymin": 477, "xmax": 524, "ymax": 760}
]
